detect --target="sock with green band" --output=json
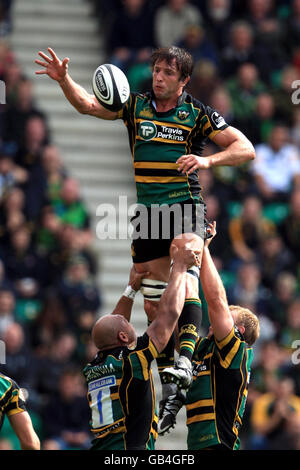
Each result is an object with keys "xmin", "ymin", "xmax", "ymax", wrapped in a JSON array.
[
  {"xmin": 156, "ymin": 332, "xmax": 176, "ymax": 383},
  {"xmin": 178, "ymin": 299, "xmax": 202, "ymax": 363},
  {"xmin": 147, "ymin": 318, "xmax": 176, "ymax": 385}
]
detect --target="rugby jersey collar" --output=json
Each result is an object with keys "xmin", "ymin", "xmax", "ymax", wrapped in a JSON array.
[{"xmin": 149, "ymin": 90, "xmax": 187, "ymax": 116}]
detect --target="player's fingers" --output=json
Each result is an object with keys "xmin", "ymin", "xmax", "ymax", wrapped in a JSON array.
[
  {"xmin": 38, "ymin": 51, "xmax": 51, "ymax": 63},
  {"xmin": 35, "ymin": 70, "xmax": 48, "ymax": 75},
  {"xmin": 187, "ymin": 164, "xmax": 199, "ymax": 174},
  {"xmin": 48, "ymin": 47, "xmax": 59, "ymax": 61},
  {"xmin": 62, "ymin": 57, "xmax": 70, "ymax": 68},
  {"xmin": 35, "ymin": 59, "xmax": 48, "ymax": 67}
]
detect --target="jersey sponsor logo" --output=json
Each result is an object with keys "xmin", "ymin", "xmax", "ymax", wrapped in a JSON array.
[
  {"xmin": 138, "ymin": 121, "xmax": 188, "ymax": 142},
  {"xmin": 88, "ymin": 375, "xmax": 116, "ymax": 392},
  {"xmin": 138, "ymin": 121, "xmax": 157, "ymax": 140},
  {"xmin": 211, "ymin": 111, "xmax": 226, "ymax": 129}
]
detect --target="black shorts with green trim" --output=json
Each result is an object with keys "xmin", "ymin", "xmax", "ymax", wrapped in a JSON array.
[{"xmin": 130, "ymin": 198, "xmax": 207, "ymax": 264}]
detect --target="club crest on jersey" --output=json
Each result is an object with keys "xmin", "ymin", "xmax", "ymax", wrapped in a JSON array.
[
  {"xmin": 138, "ymin": 121, "xmax": 157, "ymax": 141},
  {"xmin": 177, "ymin": 110, "xmax": 190, "ymax": 120}
]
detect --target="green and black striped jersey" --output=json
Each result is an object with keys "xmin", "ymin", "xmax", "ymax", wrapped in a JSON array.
[
  {"xmin": 119, "ymin": 91, "xmax": 228, "ymax": 206},
  {"xmin": 186, "ymin": 326, "xmax": 253, "ymax": 450},
  {"xmin": 0, "ymin": 373, "xmax": 26, "ymax": 431},
  {"xmin": 83, "ymin": 332, "xmax": 159, "ymax": 450}
]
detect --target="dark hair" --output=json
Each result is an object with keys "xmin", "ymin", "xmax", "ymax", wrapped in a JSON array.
[{"xmin": 151, "ymin": 46, "xmax": 194, "ymax": 80}]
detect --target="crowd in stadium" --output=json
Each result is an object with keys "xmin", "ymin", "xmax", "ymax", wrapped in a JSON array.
[{"xmin": 0, "ymin": 0, "xmax": 300, "ymax": 450}]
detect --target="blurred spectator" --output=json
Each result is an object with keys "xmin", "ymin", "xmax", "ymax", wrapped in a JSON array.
[
  {"xmin": 4, "ymin": 77, "xmax": 46, "ymax": 147},
  {"xmin": 42, "ymin": 368, "xmax": 91, "ymax": 450},
  {"xmin": 244, "ymin": 0, "xmax": 287, "ymax": 83},
  {"xmin": 0, "ymin": 38, "xmax": 14, "ymax": 79},
  {"xmin": 35, "ymin": 331, "xmax": 78, "ymax": 399},
  {"xmin": 268, "ymin": 271, "xmax": 298, "ymax": 330},
  {"xmin": 250, "ymin": 340, "xmax": 285, "ymax": 394},
  {"xmin": 14, "ymin": 115, "xmax": 50, "ymax": 220},
  {"xmin": 3, "ymin": 61, "xmax": 23, "ymax": 105},
  {"xmin": 52, "ymin": 178, "xmax": 92, "ymax": 248},
  {"xmin": 177, "ymin": 24, "xmax": 219, "ymax": 67},
  {"xmin": 15, "ymin": 115, "xmax": 49, "ymax": 172},
  {"xmin": 107, "ymin": 0, "xmax": 155, "ymax": 73},
  {"xmin": 257, "ymin": 233, "xmax": 294, "ymax": 290},
  {"xmin": 203, "ymin": 0, "xmax": 232, "ymax": 50},
  {"xmin": 0, "ymin": 287, "xmax": 15, "ymax": 336},
  {"xmin": 228, "ymin": 195, "xmax": 276, "ymax": 264},
  {"xmin": 56, "ymin": 255, "xmax": 101, "ymax": 328},
  {"xmin": 278, "ymin": 188, "xmax": 300, "ymax": 263},
  {"xmin": 226, "ymin": 62, "xmax": 266, "ymax": 122},
  {"xmin": 271, "ymin": 66, "xmax": 300, "ymax": 126},
  {"xmin": 283, "ymin": 0, "xmax": 300, "ymax": 55},
  {"xmin": 227, "ymin": 261, "xmax": 271, "ymax": 316},
  {"xmin": 1, "ymin": 225, "xmax": 49, "ymax": 320},
  {"xmin": 279, "ymin": 299, "xmax": 300, "ymax": 357},
  {"xmin": 242, "ymin": 92, "xmax": 276, "ymax": 145},
  {"xmin": 154, "ymin": 0, "xmax": 202, "ymax": 48},
  {"xmin": 41, "ymin": 144, "xmax": 67, "ymax": 205},
  {"xmin": 252, "ymin": 125, "xmax": 300, "ymax": 202},
  {"xmin": 209, "ymin": 86, "xmax": 235, "ymax": 126},
  {"xmin": 0, "ymin": 186, "xmax": 27, "ymax": 248},
  {"xmin": 46, "ymin": 223, "xmax": 97, "ymax": 285},
  {"xmin": 220, "ymin": 20, "xmax": 257, "ymax": 78},
  {"xmin": 187, "ymin": 59, "xmax": 221, "ymax": 104},
  {"xmin": 29, "ymin": 292, "xmax": 67, "ymax": 356},
  {"xmin": 249, "ymin": 377, "xmax": 300, "ymax": 450}
]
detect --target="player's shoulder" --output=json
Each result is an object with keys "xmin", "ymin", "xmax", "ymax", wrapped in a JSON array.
[
  {"xmin": 0, "ymin": 373, "xmax": 18, "ymax": 397},
  {"xmin": 183, "ymin": 93, "xmax": 210, "ymax": 114}
]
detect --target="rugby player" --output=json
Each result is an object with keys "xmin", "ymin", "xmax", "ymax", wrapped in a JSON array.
[
  {"xmin": 160, "ymin": 223, "xmax": 260, "ymax": 445},
  {"xmin": 35, "ymin": 46, "xmax": 255, "ymax": 427},
  {"xmin": 83, "ymin": 245, "xmax": 200, "ymax": 450},
  {"xmin": 0, "ymin": 373, "xmax": 40, "ymax": 449}
]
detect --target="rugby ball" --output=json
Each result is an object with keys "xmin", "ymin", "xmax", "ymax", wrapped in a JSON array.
[{"xmin": 92, "ymin": 64, "xmax": 130, "ymax": 112}]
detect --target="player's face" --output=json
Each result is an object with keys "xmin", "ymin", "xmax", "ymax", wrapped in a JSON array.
[{"xmin": 152, "ymin": 59, "xmax": 186, "ymax": 101}]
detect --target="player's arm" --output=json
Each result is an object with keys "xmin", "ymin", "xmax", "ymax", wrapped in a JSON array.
[
  {"xmin": 177, "ymin": 126, "xmax": 255, "ymax": 174},
  {"xmin": 35, "ymin": 47, "xmax": 118, "ymax": 120},
  {"xmin": 147, "ymin": 247, "xmax": 200, "ymax": 353},
  {"xmin": 111, "ymin": 266, "xmax": 150, "ymax": 321},
  {"xmin": 199, "ymin": 223, "xmax": 234, "ymax": 342},
  {"xmin": 8, "ymin": 411, "xmax": 40, "ymax": 450}
]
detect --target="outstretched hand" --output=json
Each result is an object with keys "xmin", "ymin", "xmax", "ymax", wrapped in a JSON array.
[
  {"xmin": 35, "ymin": 47, "xmax": 69, "ymax": 83},
  {"xmin": 129, "ymin": 266, "xmax": 150, "ymax": 292},
  {"xmin": 205, "ymin": 221, "xmax": 217, "ymax": 247},
  {"xmin": 172, "ymin": 245, "xmax": 202, "ymax": 269}
]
